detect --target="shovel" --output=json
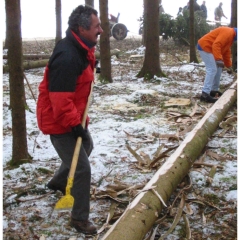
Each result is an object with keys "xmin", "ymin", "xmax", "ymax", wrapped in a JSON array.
[{"xmin": 55, "ymin": 81, "xmax": 94, "ymax": 210}]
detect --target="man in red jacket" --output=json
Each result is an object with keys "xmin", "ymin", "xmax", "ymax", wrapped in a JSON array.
[
  {"xmin": 36, "ymin": 5, "xmax": 103, "ymax": 235},
  {"xmin": 197, "ymin": 27, "xmax": 237, "ymax": 103}
]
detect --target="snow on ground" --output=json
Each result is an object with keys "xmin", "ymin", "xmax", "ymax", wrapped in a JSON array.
[{"xmin": 2, "ymin": 41, "xmax": 237, "ymax": 239}]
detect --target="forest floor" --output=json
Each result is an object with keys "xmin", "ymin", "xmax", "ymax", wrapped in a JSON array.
[{"xmin": 3, "ymin": 36, "xmax": 237, "ymax": 240}]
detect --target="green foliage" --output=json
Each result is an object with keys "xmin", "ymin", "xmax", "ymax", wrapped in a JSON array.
[
  {"xmin": 139, "ymin": 11, "xmax": 211, "ymax": 46},
  {"xmin": 98, "ymin": 75, "xmax": 110, "ymax": 84},
  {"xmin": 174, "ymin": 11, "xmax": 210, "ymax": 45},
  {"xmin": 173, "ymin": 11, "xmax": 210, "ymax": 45},
  {"xmin": 7, "ymin": 157, "xmax": 32, "ymax": 168},
  {"xmin": 159, "ymin": 13, "xmax": 175, "ymax": 40},
  {"xmin": 193, "ymin": 11, "xmax": 211, "ymax": 43},
  {"xmin": 37, "ymin": 167, "xmax": 54, "ymax": 174},
  {"xmin": 173, "ymin": 12, "xmax": 190, "ymax": 44},
  {"xmin": 203, "ymin": 193, "xmax": 220, "ymax": 205}
]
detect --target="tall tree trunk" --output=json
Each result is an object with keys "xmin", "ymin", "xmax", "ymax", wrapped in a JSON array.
[
  {"xmin": 142, "ymin": 0, "xmax": 147, "ymax": 46},
  {"xmin": 99, "ymin": 0, "xmax": 112, "ymax": 83},
  {"xmin": 4, "ymin": 19, "xmax": 9, "ymax": 49},
  {"xmin": 5, "ymin": 0, "xmax": 31, "ymax": 166},
  {"xmin": 230, "ymin": 0, "xmax": 237, "ymax": 71},
  {"xmin": 102, "ymin": 81, "xmax": 237, "ymax": 240},
  {"xmin": 230, "ymin": 0, "xmax": 237, "ymax": 26},
  {"xmin": 85, "ymin": 0, "xmax": 94, "ymax": 7},
  {"xmin": 137, "ymin": 0, "xmax": 164, "ymax": 80},
  {"xmin": 189, "ymin": 0, "xmax": 198, "ymax": 63},
  {"xmin": 55, "ymin": 0, "xmax": 62, "ymax": 45}
]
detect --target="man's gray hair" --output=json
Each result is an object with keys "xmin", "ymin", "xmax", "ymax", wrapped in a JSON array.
[{"xmin": 68, "ymin": 5, "xmax": 98, "ymax": 33}]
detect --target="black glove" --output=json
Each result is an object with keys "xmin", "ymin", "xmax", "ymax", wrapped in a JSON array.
[
  {"xmin": 95, "ymin": 60, "xmax": 101, "ymax": 73},
  {"xmin": 72, "ymin": 124, "xmax": 88, "ymax": 140},
  {"xmin": 227, "ymin": 67, "xmax": 233, "ymax": 74},
  {"xmin": 216, "ymin": 60, "xmax": 224, "ymax": 68},
  {"xmin": 96, "ymin": 67, "xmax": 101, "ymax": 73}
]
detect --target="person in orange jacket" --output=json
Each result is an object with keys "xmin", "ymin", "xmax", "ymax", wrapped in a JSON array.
[{"xmin": 197, "ymin": 27, "xmax": 237, "ymax": 103}]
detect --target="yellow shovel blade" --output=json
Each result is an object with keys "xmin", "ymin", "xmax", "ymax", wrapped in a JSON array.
[
  {"xmin": 54, "ymin": 177, "xmax": 74, "ymax": 210},
  {"xmin": 54, "ymin": 194, "xmax": 74, "ymax": 210}
]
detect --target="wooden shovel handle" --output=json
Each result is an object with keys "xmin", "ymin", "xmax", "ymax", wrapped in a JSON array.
[{"xmin": 68, "ymin": 81, "xmax": 94, "ymax": 179}]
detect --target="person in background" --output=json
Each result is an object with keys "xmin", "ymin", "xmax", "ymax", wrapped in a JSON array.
[
  {"xmin": 177, "ymin": 7, "xmax": 183, "ymax": 16},
  {"xmin": 214, "ymin": 2, "xmax": 227, "ymax": 22},
  {"xmin": 159, "ymin": 0, "xmax": 165, "ymax": 15},
  {"xmin": 197, "ymin": 27, "xmax": 237, "ymax": 103},
  {"xmin": 183, "ymin": 1, "xmax": 201, "ymax": 12},
  {"xmin": 36, "ymin": 5, "xmax": 103, "ymax": 235},
  {"xmin": 183, "ymin": 1, "xmax": 189, "ymax": 12},
  {"xmin": 200, "ymin": 1, "xmax": 207, "ymax": 19},
  {"xmin": 193, "ymin": 0, "xmax": 201, "ymax": 11}
]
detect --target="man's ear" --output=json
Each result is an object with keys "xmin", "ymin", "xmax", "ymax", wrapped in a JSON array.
[{"xmin": 78, "ymin": 26, "xmax": 85, "ymax": 34}]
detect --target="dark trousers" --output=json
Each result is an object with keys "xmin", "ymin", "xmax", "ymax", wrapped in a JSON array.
[{"xmin": 49, "ymin": 130, "xmax": 93, "ymax": 221}]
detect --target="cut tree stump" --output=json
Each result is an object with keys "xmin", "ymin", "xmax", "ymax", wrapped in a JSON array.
[{"xmin": 102, "ymin": 80, "xmax": 237, "ymax": 240}]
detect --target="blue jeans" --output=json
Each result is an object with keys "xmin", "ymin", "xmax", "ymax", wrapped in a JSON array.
[{"xmin": 198, "ymin": 50, "xmax": 222, "ymax": 94}]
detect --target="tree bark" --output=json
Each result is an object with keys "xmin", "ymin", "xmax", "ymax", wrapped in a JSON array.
[
  {"xmin": 141, "ymin": 0, "xmax": 147, "ymax": 46},
  {"xmin": 55, "ymin": 0, "xmax": 62, "ymax": 45},
  {"xmin": 189, "ymin": 0, "xmax": 198, "ymax": 63},
  {"xmin": 5, "ymin": 0, "xmax": 31, "ymax": 166},
  {"xmin": 137, "ymin": 0, "xmax": 165, "ymax": 80},
  {"xmin": 99, "ymin": 0, "xmax": 112, "ymax": 82},
  {"xmin": 102, "ymin": 80, "xmax": 237, "ymax": 240},
  {"xmin": 230, "ymin": 0, "xmax": 237, "ymax": 71},
  {"xmin": 230, "ymin": 0, "xmax": 237, "ymax": 26}
]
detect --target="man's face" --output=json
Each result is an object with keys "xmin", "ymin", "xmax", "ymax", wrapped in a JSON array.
[{"xmin": 79, "ymin": 14, "xmax": 103, "ymax": 45}]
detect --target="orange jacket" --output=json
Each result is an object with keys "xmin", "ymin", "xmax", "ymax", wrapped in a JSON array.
[{"xmin": 198, "ymin": 27, "xmax": 236, "ymax": 67}]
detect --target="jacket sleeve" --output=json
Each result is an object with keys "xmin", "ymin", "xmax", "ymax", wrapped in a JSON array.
[
  {"xmin": 212, "ymin": 35, "xmax": 225, "ymax": 60},
  {"xmin": 212, "ymin": 31, "xmax": 232, "ymax": 67},
  {"xmin": 222, "ymin": 48, "xmax": 232, "ymax": 68},
  {"xmin": 212, "ymin": 31, "xmax": 231, "ymax": 62}
]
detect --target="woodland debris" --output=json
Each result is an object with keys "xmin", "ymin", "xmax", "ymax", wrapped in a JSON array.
[
  {"xmin": 159, "ymin": 194, "xmax": 185, "ymax": 240},
  {"xmin": 164, "ymin": 98, "xmax": 191, "ymax": 107},
  {"xmin": 102, "ymin": 81, "xmax": 237, "ymax": 240},
  {"xmin": 193, "ymin": 162, "xmax": 223, "ymax": 169},
  {"xmin": 206, "ymin": 165, "xmax": 217, "ymax": 185}
]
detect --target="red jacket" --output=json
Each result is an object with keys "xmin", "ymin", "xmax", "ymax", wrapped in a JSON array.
[
  {"xmin": 37, "ymin": 29, "xmax": 95, "ymax": 134},
  {"xmin": 198, "ymin": 27, "xmax": 236, "ymax": 67}
]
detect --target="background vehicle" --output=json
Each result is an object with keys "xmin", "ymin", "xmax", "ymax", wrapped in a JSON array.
[{"xmin": 109, "ymin": 13, "xmax": 128, "ymax": 40}]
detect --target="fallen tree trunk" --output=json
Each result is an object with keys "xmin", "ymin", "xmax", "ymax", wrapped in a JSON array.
[
  {"xmin": 3, "ymin": 54, "xmax": 51, "ymax": 60},
  {"xmin": 102, "ymin": 80, "xmax": 237, "ymax": 240},
  {"xmin": 3, "ymin": 60, "xmax": 48, "ymax": 73},
  {"xmin": 3, "ymin": 49, "xmax": 121, "ymax": 73}
]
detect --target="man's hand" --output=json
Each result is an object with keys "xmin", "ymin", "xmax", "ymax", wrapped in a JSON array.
[
  {"xmin": 72, "ymin": 124, "xmax": 88, "ymax": 140},
  {"xmin": 216, "ymin": 60, "xmax": 224, "ymax": 68},
  {"xmin": 95, "ymin": 60, "xmax": 101, "ymax": 74},
  {"xmin": 226, "ymin": 67, "xmax": 233, "ymax": 74}
]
